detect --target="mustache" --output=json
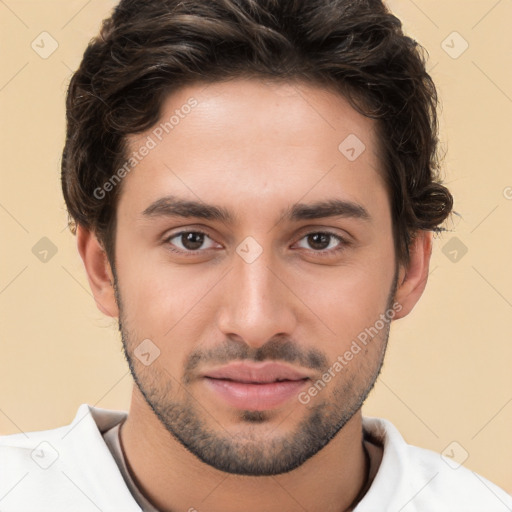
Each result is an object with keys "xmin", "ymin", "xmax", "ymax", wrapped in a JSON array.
[{"xmin": 184, "ymin": 337, "xmax": 328, "ymax": 377}]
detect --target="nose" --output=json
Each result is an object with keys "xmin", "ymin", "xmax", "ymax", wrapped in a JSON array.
[{"xmin": 216, "ymin": 248, "xmax": 298, "ymax": 349}]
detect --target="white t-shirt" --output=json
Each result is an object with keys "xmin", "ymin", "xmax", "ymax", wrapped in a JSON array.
[{"xmin": 0, "ymin": 403, "xmax": 510, "ymax": 511}]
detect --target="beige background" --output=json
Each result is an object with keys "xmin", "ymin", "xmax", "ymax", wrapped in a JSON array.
[{"xmin": 1, "ymin": 0, "xmax": 511, "ymax": 495}]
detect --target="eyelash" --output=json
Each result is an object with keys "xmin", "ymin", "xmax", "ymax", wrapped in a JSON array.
[{"xmin": 164, "ymin": 230, "xmax": 350, "ymax": 257}]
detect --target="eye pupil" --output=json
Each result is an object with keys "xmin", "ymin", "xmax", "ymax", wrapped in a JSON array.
[
  {"xmin": 308, "ymin": 233, "xmax": 330, "ymax": 250},
  {"xmin": 182, "ymin": 232, "xmax": 204, "ymax": 250}
]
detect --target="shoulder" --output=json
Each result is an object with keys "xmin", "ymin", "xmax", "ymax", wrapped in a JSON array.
[
  {"xmin": 0, "ymin": 404, "xmax": 138, "ymax": 511},
  {"xmin": 0, "ymin": 403, "xmax": 127, "ymax": 460},
  {"xmin": 405, "ymin": 443, "xmax": 512, "ymax": 510},
  {"xmin": 359, "ymin": 416, "xmax": 512, "ymax": 512}
]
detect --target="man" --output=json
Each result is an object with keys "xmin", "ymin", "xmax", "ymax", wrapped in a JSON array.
[{"xmin": 1, "ymin": 0, "xmax": 510, "ymax": 510}]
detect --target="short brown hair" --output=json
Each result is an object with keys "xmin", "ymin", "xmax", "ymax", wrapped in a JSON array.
[{"xmin": 61, "ymin": 0, "xmax": 453, "ymax": 266}]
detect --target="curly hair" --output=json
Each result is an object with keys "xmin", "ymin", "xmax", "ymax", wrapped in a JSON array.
[{"xmin": 61, "ymin": 0, "xmax": 453, "ymax": 267}]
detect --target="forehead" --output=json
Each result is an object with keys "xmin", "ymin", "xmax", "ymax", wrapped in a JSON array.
[
  {"xmin": 119, "ymin": 78, "xmax": 387, "ymax": 222},
  {"xmin": 136, "ymin": 78, "xmax": 379, "ymax": 151}
]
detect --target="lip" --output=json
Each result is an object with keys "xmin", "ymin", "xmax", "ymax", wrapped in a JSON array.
[
  {"xmin": 203, "ymin": 361, "xmax": 311, "ymax": 383},
  {"xmin": 202, "ymin": 362, "xmax": 311, "ymax": 411}
]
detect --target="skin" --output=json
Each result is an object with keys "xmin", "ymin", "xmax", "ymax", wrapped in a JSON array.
[{"xmin": 77, "ymin": 78, "xmax": 432, "ymax": 512}]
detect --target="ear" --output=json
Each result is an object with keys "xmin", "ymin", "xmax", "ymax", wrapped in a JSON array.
[
  {"xmin": 76, "ymin": 225, "xmax": 119, "ymax": 318},
  {"xmin": 393, "ymin": 230, "xmax": 433, "ymax": 319}
]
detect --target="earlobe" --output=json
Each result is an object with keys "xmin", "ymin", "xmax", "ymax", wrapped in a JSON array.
[
  {"xmin": 393, "ymin": 230, "xmax": 433, "ymax": 320},
  {"xmin": 76, "ymin": 225, "xmax": 119, "ymax": 318}
]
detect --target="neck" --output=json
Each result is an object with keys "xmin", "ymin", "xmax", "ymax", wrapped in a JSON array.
[{"xmin": 119, "ymin": 387, "xmax": 374, "ymax": 512}]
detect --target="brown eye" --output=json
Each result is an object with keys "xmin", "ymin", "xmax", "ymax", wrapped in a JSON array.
[
  {"xmin": 180, "ymin": 232, "xmax": 205, "ymax": 250},
  {"xmin": 306, "ymin": 233, "xmax": 331, "ymax": 250},
  {"xmin": 165, "ymin": 231, "xmax": 217, "ymax": 253},
  {"xmin": 296, "ymin": 232, "xmax": 345, "ymax": 253}
]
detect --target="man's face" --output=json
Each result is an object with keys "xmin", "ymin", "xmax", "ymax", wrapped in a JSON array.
[{"xmin": 113, "ymin": 78, "xmax": 398, "ymax": 475}]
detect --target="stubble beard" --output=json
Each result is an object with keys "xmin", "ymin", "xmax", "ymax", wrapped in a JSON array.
[{"xmin": 115, "ymin": 270, "xmax": 397, "ymax": 476}]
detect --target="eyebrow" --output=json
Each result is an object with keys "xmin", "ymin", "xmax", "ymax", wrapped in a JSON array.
[{"xmin": 142, "ymin": 195, "xmax": 371, "ymax": 224}]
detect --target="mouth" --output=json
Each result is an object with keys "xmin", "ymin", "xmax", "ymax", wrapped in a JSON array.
[{"xmin": 201, "ymin": 361, "xmax": 311, "ymax": 411}]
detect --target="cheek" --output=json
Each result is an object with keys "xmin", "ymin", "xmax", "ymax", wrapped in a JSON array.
[
  {"xmin": 307, "ymin": 272, "xmax": 388, "ymax": 338},
  {"xmin": 116, "ymin": 249, "xmax": 217, "ymax": 343},
  {"xmin": 298, "ymin": 248, "xmax": 396, "ymax": 348}
]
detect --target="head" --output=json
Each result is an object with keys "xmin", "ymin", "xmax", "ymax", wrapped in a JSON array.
[{"xmin": 63, "ymin": 0, "xmax": 453, "ymax": 476}]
